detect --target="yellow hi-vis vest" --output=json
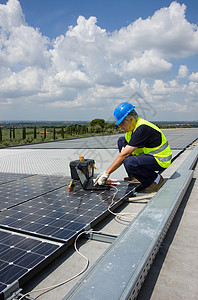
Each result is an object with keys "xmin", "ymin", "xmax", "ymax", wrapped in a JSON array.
[{"xmin": 125, "ymin": 118, "xmax": 172, "ymax": 168}]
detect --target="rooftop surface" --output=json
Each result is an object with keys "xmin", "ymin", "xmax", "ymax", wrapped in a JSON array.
[{"xmin": 0, "ymin": 128, "xmax": 197, "ymax": 300}]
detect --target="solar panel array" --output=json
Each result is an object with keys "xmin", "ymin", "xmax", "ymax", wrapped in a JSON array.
[
  {"xmin": 0, "ymin": 172, "xmax": 136, "ymax": 299},
  {"xmin": 162, "ymin": 128, "xmax": 198, "ymax": 149},
  {"xmin": 1, "ymin": 128, "xmax": 196, "ymax": 298},
  {"xmin": 13, "ymin": 128, "xmax": 198, "ymax": 150},
  {"xmin": 0, "ymin": 229, "xmax": 61, "ymax": 295},
  {"xmin": 0, "ymin": 174, "xmax": 68, "ymax": 211},
  {"xmin": 0, "ymin": 173, "xmax": 33, "ymax": 185}
]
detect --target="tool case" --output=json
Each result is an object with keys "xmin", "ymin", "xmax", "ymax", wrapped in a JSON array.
[{"xmin": 69, "ymin": 156, "xmax": 95, "ymax": 180}]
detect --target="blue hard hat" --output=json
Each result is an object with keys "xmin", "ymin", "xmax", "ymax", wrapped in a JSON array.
[{"xmin": 114, "ymin": 102, "xmax": 135, "ymax": 125}]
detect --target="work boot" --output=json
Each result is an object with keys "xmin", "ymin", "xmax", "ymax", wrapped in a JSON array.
[
  {"xmin": 124, "ymin": 177, "xmax": 140, "ymax": 183},
  {"xmin": 145, "ymin": 175, "xmax": 164, "ymax": 193}
]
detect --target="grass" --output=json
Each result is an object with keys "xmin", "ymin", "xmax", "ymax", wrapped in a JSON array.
[{"xmin": 0, "ymin": 126, "xmax": 122, "ymax": 148}]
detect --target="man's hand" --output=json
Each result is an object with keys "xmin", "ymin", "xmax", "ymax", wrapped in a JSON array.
[{"xmin": 94, "ymin": 172, "xmax": 109, "ymax": 186}]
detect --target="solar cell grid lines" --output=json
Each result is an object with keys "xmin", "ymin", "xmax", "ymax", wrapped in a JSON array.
[
  {"xmin": 0, "ymin": 129, "xmax": 197, "ymax": 299},
  {"xmin": 162, "ymin": 128, "xmax": 198, "ymax": 149},
  {"xmin": 0, "ymin": 173, "xmax": 34, "ymax": 185},
  {"xmin": 0, "ymin": 174, "xmax": 68, "ymax": 211},
  {"xmin": 0, "ymin": 181, "xmax": 135, "ymax": 243},
  {"xmin": 0, "ymin": 171, "xmax": 136, "ymax": 299},
  {"xmin": 0, "ymin": 229, "xmax": 62, "ymax": 295}
]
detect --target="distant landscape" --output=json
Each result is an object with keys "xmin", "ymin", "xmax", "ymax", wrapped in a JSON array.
[{"xmin": 0, "ymin": 119, "xmax": 197, "ymax": 148}]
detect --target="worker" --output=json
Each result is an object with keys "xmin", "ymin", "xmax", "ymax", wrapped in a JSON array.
[{"xmin": 94, "ymin": 102, "xmax": 172, "ymax": 192}]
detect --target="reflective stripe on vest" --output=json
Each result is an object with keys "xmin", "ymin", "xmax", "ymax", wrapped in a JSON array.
[
  {"xmin": 125, "ymin": 118, "xmax": 172, "ymax": 168},
  {"xmin": 148, "ymin": 141, "xmax": 169, "ymax": 155},
  {"xmin": 148, "ymin": 141, "xmax": 172, "ymax": 162},
  {"xmin": 155, "ymin": 154, "xmax": 172, "ymax": 162}
]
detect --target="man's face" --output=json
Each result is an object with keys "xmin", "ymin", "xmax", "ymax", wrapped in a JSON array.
[{"xmin": 119, "ymin": 117, "xmax": 133, "ymax": 132}]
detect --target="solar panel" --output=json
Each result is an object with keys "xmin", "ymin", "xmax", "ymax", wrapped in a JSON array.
[
  {"xmin": 13, "ymin": 134, "xmax": 121, "ymax": 149},
  {"xmin": 0, "ymin": 175, "xmax": 136, "ymax": 299},
  {"xmin": 0, "ymin": 174, "xmax": 68, "ymax": 211},
  {"xmin": 162, "ymin": 128, "xmax": 198, "ymax": 149},
  {"xmin": 0, "ymin": 229, "xmax": 62, "ymax": 298},
  {"xmin": 12, "ymin": 129, "xmax": 198, "ymax": 150},
  {"xmin": 0, "ymin": 181, "xmax": 136, "ymax": 243},
  {"xmin": 0, "ymin": 173, "xmax": 34, "ymax": 185}
]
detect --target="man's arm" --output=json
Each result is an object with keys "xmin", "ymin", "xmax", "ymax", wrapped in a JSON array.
[
  {"xmin": 106, "ymin": 145, "xmax": 137, "ymax": 175},
  {"xmin": 94, "ymin": 145, "xmax": 137, "ymax": 185}
]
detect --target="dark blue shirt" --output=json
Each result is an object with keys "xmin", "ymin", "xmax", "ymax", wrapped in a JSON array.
[{"xmin": 127, "ymin": 125, "xmax": 162, "ymax": 148}]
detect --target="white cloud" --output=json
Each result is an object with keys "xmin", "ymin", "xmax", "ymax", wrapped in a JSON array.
[
  {"xmin": 178, "ymin": 65, "xmax": 189, "ymax": 78},
  {"xmin": 110, "ymin": 1, "xmax": 198, "ymax": 59},
  {"xmin": 0, "ymin": 67, "xmax": 45, "ymax": 98},
  {"xmin": 187, "ymin": 81, "xmax": 198, "ymax": 97},
  {"xmin": 122, "ymin": 50, "xmax": 172, "ymax": 78},
  {"xmin": 0, "ymin": 0, "xmax": 198, "ymax": 121},
  {"xmin": 55, "ymin": 70, "xmax": 91, "ymax": 88},
  {"xmin": 1, "ymin": 25, "xmax": 50, "ymax": 68},
  {"xmin": 189, "ymin": 72, "xmax": 198, "ymax": 82},
  {"xmin": 0, "ymin": 0, "xmax": 25, "ymax": 30}
]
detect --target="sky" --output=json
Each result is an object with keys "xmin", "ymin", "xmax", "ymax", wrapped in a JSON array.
[{"xmin": 0, "ymin": 0, "xmax": 198, "ymax": 122}]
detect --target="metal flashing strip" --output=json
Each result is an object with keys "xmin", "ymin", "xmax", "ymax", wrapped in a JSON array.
[{"xmin": 63, "ymin": 145, "xmax": 198, "ymax": 300}]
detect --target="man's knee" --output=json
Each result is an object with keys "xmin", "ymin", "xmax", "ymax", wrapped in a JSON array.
[{"xmin": 124, "ymin": 155, "xmax": 139, "ymax": 169}]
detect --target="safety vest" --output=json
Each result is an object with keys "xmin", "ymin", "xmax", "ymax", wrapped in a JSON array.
[{"xmin": 125, "ymin": 118, "xmax": 172, "ymax": 168}]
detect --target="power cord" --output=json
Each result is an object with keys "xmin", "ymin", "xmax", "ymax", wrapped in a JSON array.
[
  {"xmin": 108, "ymin": 185, "xmax": 137, "ymax": 221},
  {"xmin": 18, "ymin": 231, "xmax": 89, "ymax": 300},
  {"xmin": 18, "ymin": 185, "xmax": 136, "ymax": 299}
]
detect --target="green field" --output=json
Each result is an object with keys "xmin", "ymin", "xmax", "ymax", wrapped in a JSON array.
[
  {"xmin": 0, "ymin": 120, "xmax": 197, "ymax": 148},
  {"xmin": 0, "ymin": 120, "xmax": 121, "ymax": 148}
]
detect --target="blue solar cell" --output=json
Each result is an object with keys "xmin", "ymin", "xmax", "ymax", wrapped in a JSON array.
[
  {"xmin": 0, "ymin": 264, "xmax": 28, "ymax": 285},
  {"xmin": 14, "ymin": 252, "xmax": 45, "ymax": 269},
  {"xmin": 1, "ymin": 246, "xmax": 27, "ymax": 262},
  {"xmin": 52, "ymin": 228, "xmax": 77, "ymax": 241},
  {"xmin": 0, "ymin": 173, "xmax": 34, "ymax": 185},
  {"xmin": 37, "ymin": 225, "xmax": 60, "ymax": 236},
  {"xmin": 32, "ymin": 242, "xmax": 61, "ymax": 256},
  {"xmin": 0, "ymin": 230, "xmax": 62, "ymax": 298},
  {"xmin": 0, "ymin": 181, "xmax": 135, "ymax": 243},
  {"xmin": 0, "ymin": 233, "xmax": 24, "ymax": 246},
  {"xmin": 0, "ymin": 174, "xmax": 136, "ymax": 299},
  {"xmin": 15, "ymin": 237, "xmax": 41, "ymax": 251},
  {"xmin": 0, "ymin": 174, "xmax": 68, "ymax": 211}
]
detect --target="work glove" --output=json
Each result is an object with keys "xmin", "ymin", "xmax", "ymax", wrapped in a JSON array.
[{"xmin": 94, "ymin": 172, "xmax": 109, "ymax": 186}]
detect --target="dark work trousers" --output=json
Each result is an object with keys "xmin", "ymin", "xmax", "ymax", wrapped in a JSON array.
[{"xmin": 118, "ymin": 136, "xmax": 165, "ymax": 187}]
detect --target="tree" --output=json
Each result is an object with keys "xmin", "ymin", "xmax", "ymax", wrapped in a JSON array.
[
  {"xmin": 65, "ymin": 125, "xmax": 71, "ymax": 135},
  {"xmin": 93, "ymin": 124, "xmax": 102, "ymax": 133},
  {"xmin": 13, "ymin": 127, "xmax": 15, "ymax": 139},
  {"xmin": 44, "ymin": 127, "xmax": 47, "ymax": 139},
  {"xmin": 34, "ymin": 126, "xmax": 37, "ymax": 139},
  {"xmin": 22, "ymin": 127, "xmax": 26, "ymax": 139},
  {"xmin": 0, "ymin": 127, "xmax": 2, "ymax": 142},
  {"xmin": 90, "ymin": 119, "xmax": 106, "ymax": 128},
  {"xmin": 61, "ymin": 126, "xmax": 64, "ymax": 138}
]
